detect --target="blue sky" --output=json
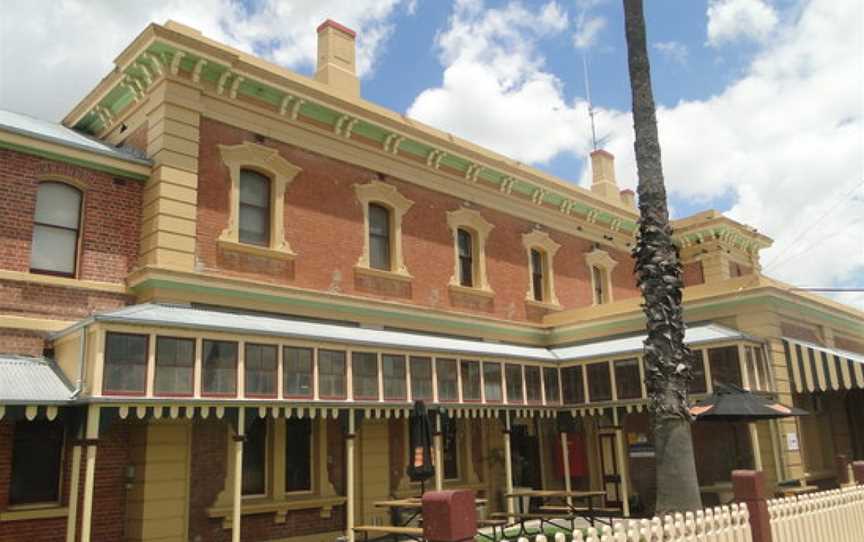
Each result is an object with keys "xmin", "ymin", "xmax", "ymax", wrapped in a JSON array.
[{"xmin": 1, "ymin": 0, "xmax": 861, "ymax": 308}]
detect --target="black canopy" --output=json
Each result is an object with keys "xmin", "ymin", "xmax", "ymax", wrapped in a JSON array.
[
  {"xmin": 689, "ymin": 383, "xmax": 808, "ymax": 422},
  {"xmin": 406, "ymin": 400, "xmax": 435, "ymax": 484}
]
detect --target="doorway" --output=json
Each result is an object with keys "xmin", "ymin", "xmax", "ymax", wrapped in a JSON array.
[{"xmin": 599, "ymin": 432, "xmax": 622, "ymax": 508}]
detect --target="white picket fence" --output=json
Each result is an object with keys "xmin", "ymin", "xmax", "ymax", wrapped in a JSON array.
[
  {"xmin": 767, "ymin": 485, "xmax": 864, "ymax": 542},
  {"xmin": 501, "ymin": 503, "xmax": 752, "ymax": 542}
]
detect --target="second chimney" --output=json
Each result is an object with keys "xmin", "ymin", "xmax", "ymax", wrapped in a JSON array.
[{"xmin": 315, "ymin": 19, "xmax": 359, "ymax": 97}]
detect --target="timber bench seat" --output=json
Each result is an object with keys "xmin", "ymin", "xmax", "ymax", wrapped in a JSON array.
[{"xmin": 539, "ymin": 505, "xmax": 622, "ymax": 515}]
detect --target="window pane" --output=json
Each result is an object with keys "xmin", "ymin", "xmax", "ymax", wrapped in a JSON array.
[
  {"xmin": 593, "ymin": 266, "xmax": 605, "ymax": 304},
  {"xmin": 483, "ymin": 362, "xmax": 502, "ymax": 402},
  {"xmin": 708, "ymin": 346, "xmax": 742, "ymax": 387},
  {"xmin": 352, "ymin": 352, "xmax": 379, "ymax": 399},
  {"xmin": 561, "ymin": 366, "xmax": 585, "ymax": 405},
  {"xmin": 239, "ymin": 170, "xmax": 270, "ymax": 206},
  {"xmin": 34, "ymin": 182, "xmax": 81, "ymax": 228},
  {"xmin": 369, "ymin": 204, "xmax": 390, "ymax": 270},
  {"xmin": 688, "ymin": 350, "xmax": 708, "ymax": 394},
  {"xmin": 31, "ymin": 225, "xmax": 77, "ymax": 274},
  {"xmin": 383, "ymin": 354, "xmax": 407, "ymax": 400},
  {"xmin": 745, "ymin": 347, "xmax": 759, "ymax": 390},
  {"xmin": 461, "ymin": 360, "xmax": 481, "ymax": 401},
  {"xmin": 458, "ymin": 229, "xmax": 473, "ymax": 287},
  {"xmin": 202, "ymin": 340, "xmax": 237, "ymax": 395},
  {"xmin": 544, "ymin": 367, "xmax": 561, "ymax": 404},
  {"xmin": 755, "ymin": 348, "xmax": 770, "ymax": 391},
  {"xmin": 587, "ymin": 362, "xmax": 612, "ymax": 402},
  {"xmin": 239, "ymin": 205, "xmax": 269, "ymax": 245},
  {"xmin": 525, "ymin": 366, "xmax": 542, "ymax": 403},
  {"xmin": 436, "ymin": 358, "xmax": 458, "ymax": 402},
  {"xmin": 410, "ymin": 356, "xmax": 433, "ymax": 400},
  {"xmin": 154, "ymin": 337, "xmax": 194, "ymax": 395},
  {"xmin": 10, "ymin": 420, "xmax": 64, "ymax": 504},
  {"xmin": 285, "ymin": 418, "xmax": 312, "ymax": 492},
  {"xmin": 531, "ymin": 249, "xmax": 544, "ymax": 302},
  {"xmin": 104, "ymin": 332, "xmax": 147, "ymax": 393},
  {"xmin": 242, "ymin": 417, "xmax": 267, "ymax": 495},
  {"xmin": 505, "ymin": 364, "xmax": 524, "ymax": 403},
  {"xmin": 284, "ymin": 347, "xmax": 313, "ymax": 397},
  {"xmin": 443, "ymin": 420, "xmax": 459, "ymax": 480},
  {"xmin": 319, "ymin": 350, "xmax": 346, "ymax": 398},
  {"xmin": 614, "ymin": 358, "xmax": 642, "ymax": 400},
  {"xmin": 245, "ymin": 343, "xmax": 277, "ymax": 396}
]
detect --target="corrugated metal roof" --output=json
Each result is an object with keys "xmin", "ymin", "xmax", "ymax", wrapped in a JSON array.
[
  {"xmin": 53, "ymin": 304, "xmax": 753, "ymax": 364},
  {"xmin": 0, "ymin": 355, "xmax": 75, "ymax": 403},
  {"xmin": 550, "ymin": 324, "xmax": 752, "ymax": 361},
  {"xmin": 0, "ymin": 109, "xmax": 150, "ymax": 165}
]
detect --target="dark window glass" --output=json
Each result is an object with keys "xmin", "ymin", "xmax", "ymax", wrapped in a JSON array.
[
  {"xmin": 436, "ymin": 358, "xmax": 458, "ymax": 402},
  {"xmin": 319, "ymin": 350, "xmax": 346, "ymax": 399},
  {"xmin": 505, "ymin": 364, "xmax": 524, "ymax": 404},
  {"xmin": 245, "ymin": 343, "xmax": 277, "ymax": 397},
  {"xmin": 525, "ymin": 366, "xmax": 542, "ymax": 403},
  {"xmin": 461, "ymin": 360, "xmax": 481, "ymax": 401},
  {"xmin": 561, "ymin": 366, "xmax": 585, "ymax": 405},
  {"xmin": 239, "ymin": 169, "xmax": 270, "ymax": 246},
  {"xmin": 154, "ymin": 336, "xmax": 194, "ymax": 395},
  {"xmin": 745, "ymin": 347, "xmax": 760, "ymax": 390},
  {"xmin": 709, "ymin": 346, "xmax": 742, "ymax": 387},
  {"xmin": 410, "ymin": 356, "xmax": 433, "ymax": 400},
  {"xmin": 755, "ymin": 348, "xmax": 770, "ymax": 391},
  {"xmin": 587, "ymin": 362, "xmax": 612, "ymax": 402},
  {"xmin": 614, "ymin": 358, "xmax": 641, "ymax": 400},
  {"xmin": 10, "ymin": 421, "xmax": 64, "ymax": 504},
  {"xmin": 30, "ymin": 182, "xmax": 82, "ymax": 276},
  {"xmin": 544, "ymin": 367, "xmax": 561, "ymax": 404},
  {"xmin": 483, "ymin": 362, "xmax": 502, "ymax": 402},
  {"xmin": 285, "ymin": 418, "xmax": 312, "ymax": 492},
  {"xmin": 242, "ymin": 417, "xmax": 267, "ymax": 495},
  {"xmin": 531, "ymin": 249, "xmax": 544, "ymax": 302},
  {"xmin": 352, "ymin": 352, "xmax": 379, "ymax": 400},
  {"xmin": 284, "ymin": 347, "xmax": 313, "ymax": 398},
  {"xmin": 592, "ymin": 266, "xmax": 606, "ymax": 304},
  {"xmin": 202, "ymin": 340, "xmax": 238, "ymax": 395},
  {"xmin": 369, "ymin": 203, "xmax": 391, "ymax": 270},
  {"xmin": 689, "ymin": 350, "xmax": 708, "ymax": 394},
  {"xmin": 383, "ymin": 354, "xmax": 407, "ymax": 400},
  {"xmin": 104, "ymin": 332, "xmax": 148, "ymax": 394},
  {"xmin": 457, "ymin": 228, "xmax": 474, "ymax": 287},
  {"xmin": 443, "ymin": 420, "xmax": 459, "ymax": 480}
]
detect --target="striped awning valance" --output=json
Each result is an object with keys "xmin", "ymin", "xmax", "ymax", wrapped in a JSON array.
[{"xmin": 783, "ymin": 338, "xmax": 864, "ymax": 393}]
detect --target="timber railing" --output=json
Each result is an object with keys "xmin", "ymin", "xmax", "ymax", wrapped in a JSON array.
[{"xmin": 767, "ymin": 485, "xmax": 864, "ymax": 542}]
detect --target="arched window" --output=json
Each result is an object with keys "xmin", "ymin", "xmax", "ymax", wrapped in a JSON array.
[
  {"xmin": 368, "ymin": 203, "xmax": 391, "ymax": 270},
  {"xmin": 30, "ymin": 181, "xmax": 82, "ymax": 276},
  {"xmin": 238, "ymin": 169, "xmax": 271, "ymax": 246},
  {"xmin": 457, "ymin": 228, "xmax": 474, "ymax": 287},
  {"xmin": 530, "ymin": 248, "xmax": 545, "ymax": 302}
]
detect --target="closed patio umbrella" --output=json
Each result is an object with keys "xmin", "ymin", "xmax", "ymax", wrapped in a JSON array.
[{"xmin": 406, "ymin": 400, "xmax": 435, "ymax": 491}]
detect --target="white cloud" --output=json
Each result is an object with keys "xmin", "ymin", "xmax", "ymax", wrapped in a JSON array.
[
  {"xmin": 707, "ymin": 0, "xmax": 779, "ymax": 46},
  {"xmin": 653, "ymin": 41, "xmax": 689, "ymax": 65},
  {"xmin": 409, "ymin": 0, "xmax": 864, "ymax": 309},
  {"xmin": 573, "ymin": 14, "xmax": 606, "ymax": 50},
  {"xmin": 0, "ymin": 0, "xmax": 407, "ymax": 121}
]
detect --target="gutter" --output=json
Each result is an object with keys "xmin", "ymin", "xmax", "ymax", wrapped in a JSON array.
[{"xmin": 71, "ymin": 323, "xmax": 89, "ymax": 399}]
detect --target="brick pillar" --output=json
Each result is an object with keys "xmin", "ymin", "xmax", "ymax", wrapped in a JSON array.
[
  {"xmin": 835, "ymin": 454, "xmax": 850, "ymax": 485},
  {"xmin": 733, "ymin": 469, "xmax": 772, "ymax": 542},
  {"xmin": 422, "ymin": 490, "xmax": 477, "ymax": 542},
  {"xmin": 853, "ymin": 461, "xmax": 864, "ymax": 484}
]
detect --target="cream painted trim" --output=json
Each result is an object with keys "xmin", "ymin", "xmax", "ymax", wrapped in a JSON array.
[
  {"xmin": 522, "ymin": 229, "xmax": 561, "ymax": 306},
  {"xmin": 0, "ymin": 506, "xmax": 69, "ymax": 522},
  {"xmin": 353, "ymin": 265, "xmax": 412, "ymax": 283},
  {"xmin": 446, "ymin": 208, "xmax": 494, "ymax": 293},
  {"xmin": 354, "ymin": 180, "xmax": 413, "ymax": 276},
  {"xmin": 217, "ymin": 238, "xmax": 295, "ymax": 261},
  {"xmin": 218, "ymin": 142, "xmax": 302, "ymax": 255},
  {"xmin": 0, "ymin": 315, "xmax": 74, "ymax": 333},
  {"xmin": 0, "ymin": 269, "xmax": 128, "ymax": 294},
  {"xmin": 447, "ymin": 283, "xmax": 495, "ymax": 299},
  {"xmin": 585, "ymin": 248, "xmax": 617, "ymax": 305}
]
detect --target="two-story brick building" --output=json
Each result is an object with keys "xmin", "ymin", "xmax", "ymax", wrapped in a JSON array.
[{"xmin": 0, "ymin": 19, "xmax": 861, "ymax": 542}]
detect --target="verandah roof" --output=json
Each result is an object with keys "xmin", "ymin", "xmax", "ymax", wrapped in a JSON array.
[{"xmin": 0, "ymin": 355, "xmax": 75, "ymax": 404}]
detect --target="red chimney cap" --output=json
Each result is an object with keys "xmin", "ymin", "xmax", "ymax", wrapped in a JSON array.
[
  {"xmin": 620, "ymin": 189, "xmax": 635, "ymax": 195},
  {"xmin": 317, "ymin": 19, "xmax": 357, "ymax": 38}
]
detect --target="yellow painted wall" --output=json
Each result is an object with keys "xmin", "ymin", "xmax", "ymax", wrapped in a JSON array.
[{"xmin": 357, "ymin": 419, "xmax": 391, "ymax": 526}]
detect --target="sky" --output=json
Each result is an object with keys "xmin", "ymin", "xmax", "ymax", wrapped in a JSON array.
[{"xmin": 1, "ymin": 0, "xmax": 862, "ymax": 310}]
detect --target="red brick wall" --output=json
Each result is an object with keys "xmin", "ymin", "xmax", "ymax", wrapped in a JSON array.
[
  {"xmin": 0, "ymin": 148, "xmax": 142, "ymax": 283},
  {"xmin": 0, "ymin": 279, "xmax": 130, "ymax": 321},
  {"xmin": 0, "ymin": 418, "xmax": 131, "ymax": 542},
  {"xmin": 682, "ymin": 261, "xmax": 705, "ymax": 287},
  {"xmin": 189, "ymin": 419, "xmax": 345, "ymax": 542},
  {"xmin": 196, "ymin": 118, "xmax": 639, "ymax": 322},
  {"xmin": 0, "ymin": 329, "xmax": 45, "ymax": 356}
]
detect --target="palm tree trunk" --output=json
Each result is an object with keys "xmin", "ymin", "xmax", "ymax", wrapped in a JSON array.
[{"xmin": 622, "ymin": 0, "xmax": 703, "ymax": 513}]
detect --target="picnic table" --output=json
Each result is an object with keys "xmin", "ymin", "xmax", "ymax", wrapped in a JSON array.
[
  {"xmin": 495, "ymin": 489, "xmax": 614, "ymax": 533},
  {"xmin": 361, "ymin": 495, "xmax": 494, "ymax": 541}
]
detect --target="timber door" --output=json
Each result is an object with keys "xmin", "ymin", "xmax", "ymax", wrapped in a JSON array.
[{"xmin": 599, "ymin": 433, "xmax": 622, "ymax": 508}]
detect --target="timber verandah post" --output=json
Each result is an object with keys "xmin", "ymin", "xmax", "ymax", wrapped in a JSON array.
[
  {"xmin": 502, "ymin": 411, "xmax": 515, "ymax": 521},
  {"xmin": 80, "ymin": 404, "xmax": 101, "ymax": 542},
  {"xmin": 346, "ymin": 409, "xmax": 358, "ymax": 542},
  {"xmin": 232, "ymin": 407, "xmax": 246, "ymax": 542}
]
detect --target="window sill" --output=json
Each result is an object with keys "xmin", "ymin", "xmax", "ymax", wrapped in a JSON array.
[
  {"xmin": 353, "ymin": 265, "xmax": 413, "ymax": 283},
  {"xmin": 208, "ymin": 495, "xmax": 346, "ymax": 527},
  {"xmin": 0, "ymin": 269, "xmax": 127, "ymax": 294},
  {"xmin": 447, "ymin": 283, "xmax": 495, "ymax": 299},
  {"xmin": 0, "ymin": 505, "xmax": 68, "ymax": 522},
  {"xmin": 218, "ymin": 238, "xmax": 296, "ymax": 261},
  {"xmin": 524, "ymin": 298, "xmax": 561, "ymax": 311}
]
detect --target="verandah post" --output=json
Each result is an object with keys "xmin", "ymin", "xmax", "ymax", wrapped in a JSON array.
[
  {"xmin": 503, "ymin": 411, "xmax": 515, "ymax": 520},
  {"xmin": 434, "ymin": 413, "xmax": 444, "ymax": 491},
  {"xmin": 232, "ymin": 407, "xmax": 245, "ymax": 542},
  {"xmin": 346, "ymin": 410, "xmax": 357, "ymax": 542},
  {"xmin": 79, "ymin": 404, "xmax": 101, "ymax": 542},
  {"xmin": 66, "ymin": 424, "xmax": 84, "ymax": 542}
]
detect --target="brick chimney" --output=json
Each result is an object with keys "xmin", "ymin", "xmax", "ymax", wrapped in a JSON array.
[
  {"xmin": 620, "ymin": 189, "xmax": 636, "ymax": 208},
  {"xmin": 590, "ymin": 149, "xmax": 621, "ymax": 203},
  {"xmin": 315, "ymin": 19, "xmax": 359, "ymax": 97}
]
